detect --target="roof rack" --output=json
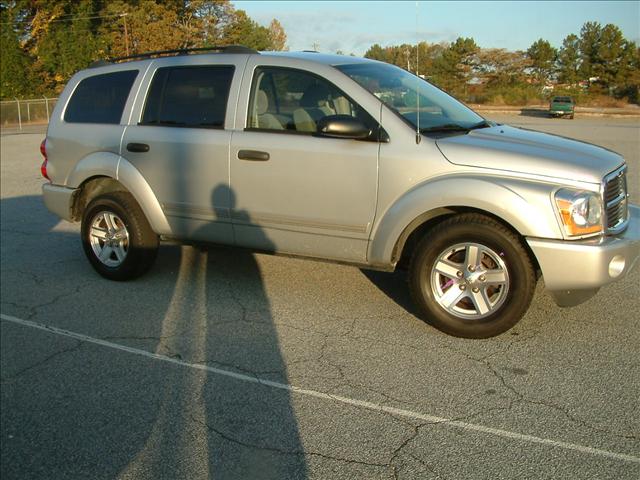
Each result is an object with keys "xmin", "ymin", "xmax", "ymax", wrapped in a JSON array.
[{"xmin": 89, "ymin": 45, "xmax": 258, "ymax": 68}]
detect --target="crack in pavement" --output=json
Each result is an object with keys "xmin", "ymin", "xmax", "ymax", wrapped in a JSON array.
[
  {"xmin": 1, "ymin": 282, "xmax": 93, "ymax": 321},
  {"xmin": 191, "ymin": 414, "xmax": 392, "ymax": 471},
  {"xmin": 452, "ymin": 346, "xmax": 639, "ymax": 442},
  {"xmin": 0, "ymin": 340, "xmax": 83, "ymax": 382}
]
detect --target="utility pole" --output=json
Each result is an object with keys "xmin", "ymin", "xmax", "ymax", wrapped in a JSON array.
[{"xmin": 121, "ymin": 13, "xmax": 130, "ymax": 56}]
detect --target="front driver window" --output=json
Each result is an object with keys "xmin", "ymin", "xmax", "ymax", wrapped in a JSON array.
[{"xmin": 247, "ymin": 67, "xmax": 375, "ymax": 134}]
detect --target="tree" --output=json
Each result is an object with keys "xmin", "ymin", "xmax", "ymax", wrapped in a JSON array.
[
  {"xmin": 223, "ymin": 9, "xmax": 272, "ymax": 50},
  {"xmin": 100, "ymin": 1, "xmax": 186, "ymax": 58},
  {"xmin": 597, "ymin": 24, "xmax": 632, "ymax": 89},
  {"xmin": 20, "ymin": 0, "xmax": 103, "ymax": 95},
  {"xmin": 526, "ymin": 38, "xmax": 557, "ymax": 83},
  {"xmin": 579, "ymin": 21, "xmax": 602, "ymax": 80},
  {"xmin": 0, "ymin": 6, "xmax": 30, "ymax": 98},
  {"xmin": 186, "ymin": 0, "xmax": 235, "ymax": 46},
  {"xmin": 557, "ymin": 34, "xmax": 580, "ymax": 85},
  {"xmin": 476, "ymin": 48, "xmax": 530, "ymax": 87},
  {"xmin": 364, "ymin": 43, "xmax": 387, "ymax": 62},
  {"xmin": 268, "ymin": 19, "xmax": 286, "ymax": 51},
  {"xmin": 431, "ymin": 37, "xmax": 479, "ymax": 94},
  {"xmin": 577, "ymin": 21, "xmax": 634, "ymax": 92}
]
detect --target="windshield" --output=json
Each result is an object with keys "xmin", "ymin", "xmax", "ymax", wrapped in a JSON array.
[{"xmin": 336, "ymin": 62, "xmax": 485, "ymax": 132}]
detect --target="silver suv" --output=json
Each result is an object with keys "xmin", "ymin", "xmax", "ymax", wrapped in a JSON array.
[{"xmin": 41, "ymin": 46, "xmax": 639, "ymax": 338}]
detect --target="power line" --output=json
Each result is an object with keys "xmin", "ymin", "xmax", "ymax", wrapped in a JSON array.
[{"xmin": 0, "ymin": 12, "xmax": 126, "ymax": 25}]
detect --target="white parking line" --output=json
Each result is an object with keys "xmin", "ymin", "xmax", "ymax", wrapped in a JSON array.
[{"xmin": 2, "ymin": 312, "xmax": 639, "ymax": 464}]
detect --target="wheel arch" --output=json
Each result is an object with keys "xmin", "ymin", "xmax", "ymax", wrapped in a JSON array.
[
  {"xmin": 68, "ymin": 156, "xmax": 171, "ymax": 235},
  {"xmin": 393, "ymin": 206, "xmax": 541, "ymax": 274},
  {"xmin": 368, "ymin": 176, "xmax": 558, "ymax": 269}
]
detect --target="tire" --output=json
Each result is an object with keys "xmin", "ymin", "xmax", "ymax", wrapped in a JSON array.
[
  {"xmin": 569, "ymin": 114, "xmax": 574, "ymax": 119},
  {"xmin": 408, "ymin": 213, "xmax": 536, "ymax": 339},
  {"xmin": 81, "ymin": 192, "xmax": 159, "ymax": 281}
]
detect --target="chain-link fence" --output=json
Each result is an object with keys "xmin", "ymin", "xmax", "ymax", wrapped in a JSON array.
[{"xmin": 1, "ymin": 97, "xmax": 58, "ymax": 134}]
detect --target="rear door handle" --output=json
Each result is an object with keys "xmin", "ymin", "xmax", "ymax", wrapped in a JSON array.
[
  {"xmin": 238, "ymin": 150, "xmax": 269, "ymax": 161},
  {"xmin": 127, "ymin": 143, "xmax": 150, "ymax": 153}
]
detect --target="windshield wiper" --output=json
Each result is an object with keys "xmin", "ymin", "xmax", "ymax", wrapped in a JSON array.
[
  {"xmin": 420, "ymin": 123, "xmax": 470, "ymax": 133},
  {"xmin": 468, "ymin": 120, "xmax": 491, "ymax": 130},
  {"xmin": 420, "ymin": 120, "xmax": 491, "ymax": 134}
]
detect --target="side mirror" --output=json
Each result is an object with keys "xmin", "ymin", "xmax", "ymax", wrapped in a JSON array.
[{"xmin": 316, "ymin": 115, "xmax": 372, "ymax": 140}]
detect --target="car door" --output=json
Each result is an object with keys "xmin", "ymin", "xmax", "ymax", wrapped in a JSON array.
[
  {"xmin": 122, "ymin": 57, "xmax": 244, "ymax": 243},
  {"xmin": 229, "ymin": 62, "xmax": 381, "ymax": 263}
]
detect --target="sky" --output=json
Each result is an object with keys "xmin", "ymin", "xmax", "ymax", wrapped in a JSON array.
[{"xmin": 234, "ymin": 1, "xmax": 640, "ymax": 55}]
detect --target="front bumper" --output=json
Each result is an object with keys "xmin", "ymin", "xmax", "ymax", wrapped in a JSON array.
[
  {"xmin": 527, "ymin": 204, "xmax": 640, "ymax": 305},
  {"xmin": 42, "ymin": 183, "xmax": 77, "ymax": 221}
]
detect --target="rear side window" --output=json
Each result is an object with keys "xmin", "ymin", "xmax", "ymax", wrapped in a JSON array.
[
  {"xmin": 65, "ymin": 70, "xmax": 138, "ymax": 124},
  {"xmin": 141, "ymin": 66, "xmax": 235, "ymax": 129}
]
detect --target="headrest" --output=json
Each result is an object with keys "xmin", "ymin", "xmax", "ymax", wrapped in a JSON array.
[
  {"xmin": 300, "ymin": 84, "xmax": 331, "ymax": 108},
  {"xmin": 256, "ymin": 90, "xmax": 269, "ymax": 115}
]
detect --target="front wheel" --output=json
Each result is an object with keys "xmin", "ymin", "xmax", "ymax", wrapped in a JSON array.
[
  {"xmin": 81, "ymin": 192, "xmax": 159, "ymax": 281},
  {"xmin": 409, "ymin": 214, "xmax": 536, "ymax": 338}
]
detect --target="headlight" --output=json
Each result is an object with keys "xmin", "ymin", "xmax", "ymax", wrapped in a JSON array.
[{"xmin": 554, "ymin": 189, "xmax": 603, "ymax": 237}]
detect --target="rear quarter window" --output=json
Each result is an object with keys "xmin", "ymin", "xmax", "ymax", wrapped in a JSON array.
[{"xmin": 64, "ymin": 70, "xmax": 138, "ymax": 124}]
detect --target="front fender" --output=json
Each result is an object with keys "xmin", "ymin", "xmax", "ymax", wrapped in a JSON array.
[{"xmin": 368, "ymin": 175, "xmax": 562, "ymax": 267}]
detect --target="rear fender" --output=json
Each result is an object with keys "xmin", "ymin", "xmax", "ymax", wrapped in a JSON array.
[{"xmin": 67, "ymin": 153, "xmax": 171, "ymax": 235}]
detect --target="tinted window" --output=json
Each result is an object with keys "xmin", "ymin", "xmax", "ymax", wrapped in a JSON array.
[
  {"xmin": 248, "ymin": 67, "xmax": 377, "ymax": 135},
  {"xmin": 65, "ymin": 70, "xmax": 138, "ymax": 124},
  {"xmin": 141, "ymin": 66, "xmax": 234, "ymax": 128}
]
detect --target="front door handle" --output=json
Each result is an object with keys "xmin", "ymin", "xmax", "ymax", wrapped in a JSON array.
[
  {"xmin": 238, "ymin": 150, "xmax": 270, "ymax": 161},
  {"xmin": 127, "ymin": 143, "xmax": 150, "ymax": 153}
]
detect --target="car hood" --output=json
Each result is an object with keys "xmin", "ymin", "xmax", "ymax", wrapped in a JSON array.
[{"xmin": 435, "ymin": 124, "xmax": 623, "ymax": 184}]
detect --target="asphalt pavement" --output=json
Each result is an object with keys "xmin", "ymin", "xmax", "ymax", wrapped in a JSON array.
[{"xmin": 1, "ymin": 115, "xmax": 639, "ymax": 479}]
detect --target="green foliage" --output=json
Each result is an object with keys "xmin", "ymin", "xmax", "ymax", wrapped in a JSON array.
[
  {"xmin": 1, "ymin": 7, "xmax": 30, "ymax": 98},
  {"xmin": 1, "ymin": 8, "xmax": 637, "ymax": 105},
  {"xmin": 365, "ymin": 21, "xmax": 638, "ymax": 105},
  {"xmin": 557, "ymin": 34, "xmax": 580, "ymax": 85},
  {"xmin": 1, "ymin": 0, "xmax": 288, "ymax": 98},
  {"xmin": 431, "ymin": 37, "xmax": 479, "ymax": 95},
  {"xmin": 526, "ymin": 39, "xmax": 556, "ymax": 83}
]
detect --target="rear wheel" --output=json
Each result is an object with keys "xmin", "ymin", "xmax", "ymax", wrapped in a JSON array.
[
  {"xmin": 408, "ymin": 213, "xmax": 536, "ymax": 338},
  {"xmin": 81, "ymin": 192, "xmax": 159, "ymax": 280}
]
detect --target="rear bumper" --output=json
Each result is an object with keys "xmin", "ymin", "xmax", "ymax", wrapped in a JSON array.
[
  {"xmin": 42, "ymin": 183, "xmax": 77, "ymax": 221},
  {"xmin": 527, "ymin": 204, "xmax": 640, "ymax": 305}
]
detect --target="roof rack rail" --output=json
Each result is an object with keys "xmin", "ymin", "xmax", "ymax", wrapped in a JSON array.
[{"xmin": 89, "ymin": 45, "xmax": 257, "ymax": 68}]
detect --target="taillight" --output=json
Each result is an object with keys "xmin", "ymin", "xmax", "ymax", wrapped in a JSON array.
[{"xmin": 40, "ymin": 139, "xmax": 50, "ymax": 181}]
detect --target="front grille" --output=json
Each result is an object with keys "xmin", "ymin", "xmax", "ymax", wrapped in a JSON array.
[{"xmin": 603, "ymin": 166, "xmax": 628, "ymax": 233}]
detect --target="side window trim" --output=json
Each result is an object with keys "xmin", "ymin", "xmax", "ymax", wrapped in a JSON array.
[
  {"xmin": 139, "ymin": 64, "xmax": 235, "ymax": 130},
  {"xmin": 245, "ymin": 65, "xmax": 382, "ymax": 141}
]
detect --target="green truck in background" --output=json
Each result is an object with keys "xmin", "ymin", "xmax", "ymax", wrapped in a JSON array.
[{"xmin": 549, "ymin": 96, "xmax": 575, "ymax": 119}]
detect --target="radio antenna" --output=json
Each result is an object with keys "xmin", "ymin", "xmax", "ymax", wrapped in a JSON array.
[{"xmin": 415, "ymin": 1, "xmax": 421, "ymax": 144}]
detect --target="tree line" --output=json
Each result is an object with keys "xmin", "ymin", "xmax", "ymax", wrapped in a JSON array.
[
  {"xmin": 1, "ymin": 0, "xmax": 287, "ymax": 98},
  {"xmin": 365, "ymin": 22, "xmax": 639, "ymax": 106},
  {"xmin": 2, "ymin": 3, "xmax": 639, "ymax": 106}
]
